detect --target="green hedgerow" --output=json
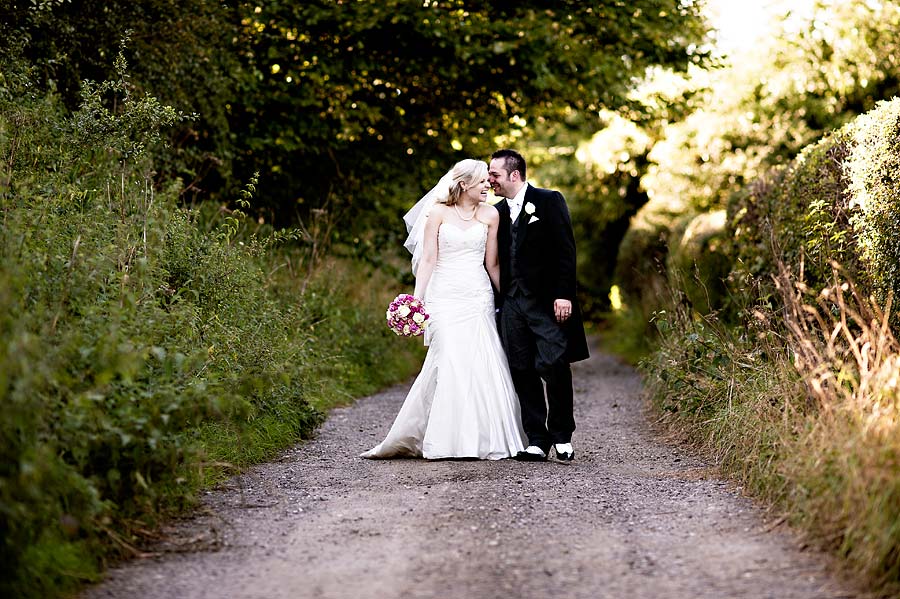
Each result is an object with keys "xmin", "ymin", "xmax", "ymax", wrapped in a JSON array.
[
  {"xmin": 846, "ymin": 97, "xmax": 900, "ymax": 305},
  {"xmin": 1, "ymin": 49, "xmax": 423, "ymax": 598}
]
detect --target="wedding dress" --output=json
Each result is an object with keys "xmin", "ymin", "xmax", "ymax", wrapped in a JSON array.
[{"xmin": 361, "ymin": 221, "xmax": 526, "ymax": 460}]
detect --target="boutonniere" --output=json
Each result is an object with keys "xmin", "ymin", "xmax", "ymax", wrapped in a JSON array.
[{"xmin": 524, "ymin": 202, "xmax": 536, "ymax": 215}]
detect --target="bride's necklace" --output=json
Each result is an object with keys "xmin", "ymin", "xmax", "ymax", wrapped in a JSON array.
[{"xmin": 454, "ymin": 203, "xmax": 477, "ymax": 221}]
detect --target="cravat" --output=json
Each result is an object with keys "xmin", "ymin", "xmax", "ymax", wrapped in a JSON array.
[{"xmin": 508, "ymin": 198, "xmax": 523, "ymax": 223}]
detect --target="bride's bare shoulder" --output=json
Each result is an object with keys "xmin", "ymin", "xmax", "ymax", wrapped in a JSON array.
[
  {"xmin": 477, "ymin": 202, "xmax": 500, "ymax": 224},
  {"xmin": 428, "ymin": 203, "xmax": 450, "ymax": 222}
]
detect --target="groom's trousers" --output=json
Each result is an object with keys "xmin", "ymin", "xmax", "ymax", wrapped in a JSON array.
[{"xmin": 500, "ymin": 290, "xmax": 575, "ymax": 451}]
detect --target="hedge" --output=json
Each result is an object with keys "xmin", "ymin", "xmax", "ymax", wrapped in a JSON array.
[{"xmin": 728, "ymin": 98, "xmax": 900, "ymax": 305}]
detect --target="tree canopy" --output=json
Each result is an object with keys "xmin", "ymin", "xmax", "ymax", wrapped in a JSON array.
[
  {"xmin": 567, "ymin": 0, "xmax": 900, "ymax": 313},
  {"xmin": 4, "ymin": 0, "xmax": 711, "ymax": 237},
  {"xmin": 643, "ymin": 0, "xmax": 900, "ymax": 216}
]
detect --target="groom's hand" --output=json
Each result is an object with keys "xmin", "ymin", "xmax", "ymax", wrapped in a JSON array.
[{"xmin": 554, "ymin": 299, "xmax": 573, "ymax": 323}]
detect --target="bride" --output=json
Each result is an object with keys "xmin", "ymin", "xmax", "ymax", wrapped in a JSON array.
[{"xmin": 361, "ymin": 159, "xmax": 526, "ymax": 460}]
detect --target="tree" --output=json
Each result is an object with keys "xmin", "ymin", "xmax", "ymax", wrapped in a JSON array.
[
  {"xmin": 605, "ymin": 0, "xmax": 900, "ymax": 311},
  {"xmin": 643, "ymin": 0, "xmax": 900, "ymax": 216},
  {"xmin": 4, "ymin": 1, "xmax": 711, "ymax": 238}
]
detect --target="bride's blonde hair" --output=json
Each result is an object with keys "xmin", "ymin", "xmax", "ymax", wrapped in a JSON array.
[{"xmin": 441, "ymin": 159, "xmax": 488, "ymax": 206}]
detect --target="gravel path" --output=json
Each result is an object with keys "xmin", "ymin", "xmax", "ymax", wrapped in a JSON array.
[{"xmin": 82, "ymin": 343, "xmax": 860, "ymax": 599}]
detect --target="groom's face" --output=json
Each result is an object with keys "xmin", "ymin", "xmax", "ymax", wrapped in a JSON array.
[{"xmin": 488, "ymin": 158, "xmax": 517, "ymax": 199}]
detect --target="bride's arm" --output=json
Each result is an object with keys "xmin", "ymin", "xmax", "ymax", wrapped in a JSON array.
[
  {"xmin": 413, "ymin": 206, "xmax": 443, "ymax": 299},
  {"xmin": 482, "ymin": 205, "xmax": 501, "ymax": 292}
]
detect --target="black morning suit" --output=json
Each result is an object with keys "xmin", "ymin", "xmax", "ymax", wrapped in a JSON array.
[{"xmin": 496, "ymin": 184, "xmax": 589, "ymax": 452}]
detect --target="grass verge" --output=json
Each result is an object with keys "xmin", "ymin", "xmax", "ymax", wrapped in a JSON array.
[{"xmin": 639, "ymin": 266, "xmax": 900, "ymax": 596}]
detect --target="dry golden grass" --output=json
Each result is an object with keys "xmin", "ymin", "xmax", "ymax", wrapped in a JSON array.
[
  {"xmin": 642, "ymin": 261, "xmax": 900, "ymax": 595},
  {"xmin": 774, "ymin": 263, "xmax": 900, "ymax": 592}
]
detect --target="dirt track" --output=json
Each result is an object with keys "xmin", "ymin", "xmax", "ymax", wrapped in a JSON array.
[{"xmin": 82, "ymin": 342, "xmax": 860, "ymax": 599}]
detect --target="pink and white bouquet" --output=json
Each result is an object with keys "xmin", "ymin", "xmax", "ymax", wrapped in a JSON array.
[{"xmin": 386, "ymin": 293, "xmax": 429, "ymax": 337}]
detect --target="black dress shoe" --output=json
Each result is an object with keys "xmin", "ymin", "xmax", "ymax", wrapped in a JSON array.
[
  {"xmin": 554, "ymin": 443, "xmax": 575, "ymax": 462},
  {"xmin": 514, "ymin": 446, "xmax": 548, "ymax": 461}
]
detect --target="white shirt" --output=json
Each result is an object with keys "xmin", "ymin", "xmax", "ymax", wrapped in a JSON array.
[{"xmin": 507, "ymin": 182, "xmax": 530, "ymax": 223}]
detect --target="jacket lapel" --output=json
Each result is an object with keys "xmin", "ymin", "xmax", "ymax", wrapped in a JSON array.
[
  {"xmin": 514, "ymin": 186, "xmax": 534, "ymax": 254},
  {"xmin": 497, "ymin": 198, "xmax": 511, "ymax": 220},
  {"xmin": 497, "ymin": 199, "xmax": 511, "ymax": 246}
]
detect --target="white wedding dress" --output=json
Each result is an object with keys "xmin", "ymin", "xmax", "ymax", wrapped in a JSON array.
[{"xmin": 362, "ymin": 222, "xmax": 526, "ymax": 460}]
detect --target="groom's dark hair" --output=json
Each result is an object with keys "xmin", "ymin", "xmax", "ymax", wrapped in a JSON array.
[{"xmin": 491, "ymin": 149, "xmax": 526, "ymax": 181}]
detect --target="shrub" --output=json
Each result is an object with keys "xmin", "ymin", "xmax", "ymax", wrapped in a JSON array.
[
  {"xmin": 728, "ymin": 99, "xmax": 900, "ymax": 309},
  {"xmin": 774, "ymin": 129, "xmax": 859, "ymax": 289},
  {"xmin": 846, "ymin": 97, "xmax": 900, "ymax": 304},
  {"xmin": 0, "ymin": 54, "xmax": 423, "ymax": 598},
  {"xmin": 724, "ymin": 169, "xmax": 784, "ymax": 289},
  {"xmin": 665, "ymin": 209, "xmax": 731, "ymax": 315},
  {"xmin": 642, "ymin": 262, "xmax": 900, "ymax": 594},
  {"xmin": 645, "ymin": 96, "xmax": 900, "ymax": 596},
  {"xmin": 614, "ymin": 198, "xmax": 674, "ymax": 310},
  {"xmin": 608, "ymin": 200, "xmax": 674, "ymax": 358}
]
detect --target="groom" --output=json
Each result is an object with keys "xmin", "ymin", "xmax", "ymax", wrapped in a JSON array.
[{"xmin": 489, "ymin": 149, "xmax": 589, "ymax": 462}]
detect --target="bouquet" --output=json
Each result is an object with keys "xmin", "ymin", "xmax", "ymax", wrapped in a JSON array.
[{"xmin": 386, "ymin": 293, "xmax": 429, "ymax": 337}]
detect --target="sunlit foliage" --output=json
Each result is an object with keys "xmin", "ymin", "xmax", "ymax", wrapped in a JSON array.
[
  {"xmin": 4, "ymin": 1, "xmax": 710, "ymax": 248},
  {"xmin": 606, "ymin": 0, "xmax": 900, "ymax": 322},
  {"xmin": 645, "ymin": 0, "xmax": 900, "ymax": 215}
]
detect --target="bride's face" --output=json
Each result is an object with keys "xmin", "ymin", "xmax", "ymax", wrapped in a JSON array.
[{"xmin": 464, "ymin": 176, "xmax": 490, "ymax": 203}]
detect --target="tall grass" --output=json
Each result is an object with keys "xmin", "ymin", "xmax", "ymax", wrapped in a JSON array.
[
  {"xmin": 0, "ymin": 53, "xmax": 422, "ymax": 597},
  {"xmin": 194, "ymin": 253, "xmax": 425, "ymax": 474},
  {"xmin": 642, "ymin": 262, "xmax": 900, "ymax": 595},
  {"xmin": 776, "ymin": 264, "xmax": 900, "ymax": 590}
]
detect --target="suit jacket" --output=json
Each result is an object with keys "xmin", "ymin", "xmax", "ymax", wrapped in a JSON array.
[{"xmin": 496, "ymin": 185, "xmax": 590, "ymax": 363}]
